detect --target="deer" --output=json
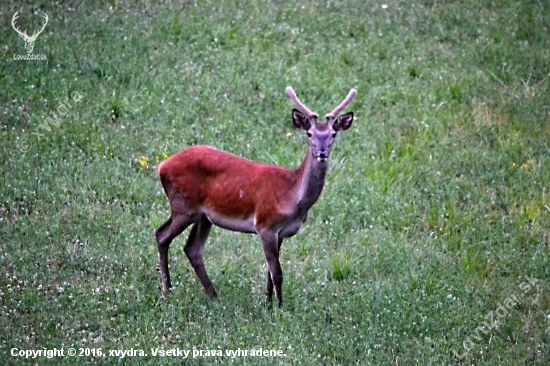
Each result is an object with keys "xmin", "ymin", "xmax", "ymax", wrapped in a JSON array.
[
  {"xmin": 155, "ymin": 86, "xmax": 357, "ymax": 307},
  {"xmin": 11, "ymin": 11, "xmax": 49, "ymax": 54}
]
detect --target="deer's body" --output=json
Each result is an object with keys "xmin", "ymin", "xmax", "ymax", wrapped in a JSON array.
[
  {"xmin": 158, "ymin": 145, "xmax": 321, "ymax": 237},
  {"xmin": 155, "ymin": 87, "xmax": 356, "ymax": 307}
]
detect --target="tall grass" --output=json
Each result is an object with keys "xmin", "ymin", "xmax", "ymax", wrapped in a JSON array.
[{"xmin": 1, "ymin": 1, "xmax": 548, "ymax": 364}]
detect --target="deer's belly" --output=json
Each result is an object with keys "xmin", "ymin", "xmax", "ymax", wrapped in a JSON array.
[
  {"xmin": 204, "ymin": 208, "xmax": 307, "ymax": 238},
  {"xmin": 204, "ymin": 210, "xmax": 256, "ymax": 234}
]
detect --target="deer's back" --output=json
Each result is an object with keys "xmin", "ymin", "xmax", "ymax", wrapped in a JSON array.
[{"xmin": 158, "ymin": 146, "xmax": 298, "ymax": 228}]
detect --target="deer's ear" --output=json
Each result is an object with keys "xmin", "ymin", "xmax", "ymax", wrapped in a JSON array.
[
  {"xmin": 333, "ymin": 112, "xmax": 353, "ymax": 131},
  {"xmin": 292, "ymin": 109, "xmax": 311, "ymax": 130}
]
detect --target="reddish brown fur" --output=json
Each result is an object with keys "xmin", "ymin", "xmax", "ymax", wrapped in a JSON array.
[{"xmin": 158, "ymin": 145, "xmax": 301, "ymax": 229}]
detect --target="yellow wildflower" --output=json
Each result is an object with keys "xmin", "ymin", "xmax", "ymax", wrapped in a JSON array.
[{"xmin": 138, "ymin": 156, "xmax": 150, "ymax": 169}]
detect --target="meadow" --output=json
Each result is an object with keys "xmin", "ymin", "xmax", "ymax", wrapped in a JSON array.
[{"xmin": 1, "ymin": 0, "xmax": 548, "ymax": 364}]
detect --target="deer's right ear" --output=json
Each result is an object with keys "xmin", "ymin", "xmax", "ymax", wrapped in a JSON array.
[{"xmin": 292, "ymin": 109, "xmax": 311, "ymax": 131}]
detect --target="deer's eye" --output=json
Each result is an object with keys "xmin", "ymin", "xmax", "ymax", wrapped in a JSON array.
[
  {"xmin": 332, "ymin": 133, "xmax": 337, "ymax": 138},
  {"xmin": 306, "ymin": 132, "xmax": 312, "ymax": 137}
]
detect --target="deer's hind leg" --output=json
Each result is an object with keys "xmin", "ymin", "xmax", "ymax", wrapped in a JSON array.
[
  {"xmin": 155, "ymin": 213, "xmax": 197, "ymax": 293},
  {"xmin": 155, "ymin": 191, "xmax": 200, "ymax": 293},
  {"xmin": 184, "ymin": 214, "xmax": 216, "ymax": 297}
]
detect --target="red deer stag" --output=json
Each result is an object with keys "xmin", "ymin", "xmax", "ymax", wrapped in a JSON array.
[{"xmin": 155, "ymin": 87, "xmax": 357, "ymax": 307}]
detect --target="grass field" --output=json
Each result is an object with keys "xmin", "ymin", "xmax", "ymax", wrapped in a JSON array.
[{"xmin": 1, "ymin": 0, "xmax": 549, "ymax": 364}]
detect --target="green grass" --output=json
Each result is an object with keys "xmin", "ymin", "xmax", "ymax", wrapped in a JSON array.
[{"xmin": 1, "ymin": 0, "xmax": 549, "ymax": 364}]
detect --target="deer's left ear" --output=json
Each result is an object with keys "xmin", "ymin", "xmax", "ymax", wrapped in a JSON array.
[{"xmin": 333, "ymin": 112, "xmax": 353, "ymax": 131}]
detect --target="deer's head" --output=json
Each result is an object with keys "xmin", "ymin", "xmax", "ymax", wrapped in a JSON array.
[
  {"xmin": 12, "ymin": 11, "xmax": 49, "ymax": 54},
  {"xmin": 287, "ymin": 87, "xmax": 356, "ymax": 162}
]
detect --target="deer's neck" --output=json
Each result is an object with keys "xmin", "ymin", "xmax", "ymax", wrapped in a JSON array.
[{"xmin": 294, "ymin": 147, "xmax": 329, "ymax": 210}]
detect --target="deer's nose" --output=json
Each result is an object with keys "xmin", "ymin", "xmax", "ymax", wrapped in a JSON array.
[{"xmin": 316, "ymin": 150, "xmax": 329, "ymax": 162}]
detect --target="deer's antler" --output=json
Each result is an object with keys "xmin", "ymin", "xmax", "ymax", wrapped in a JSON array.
[
  {"xmin": 11, "ymin": 12, "xmax": 48, "ymax": 41},
  {"xmin": 326, "ymin": 89, "xmax": 357, "ymax": 120},
  {"xmin": 28, "ymin": 13, "xmax": 48, "ymax": 41},
  {"xmin": 11, "ymin": 11, "xmax": 28, "ymax": 40},
  {"xmin": 286, "ymin": 87, "xmax": 318, "ymax": 119}
]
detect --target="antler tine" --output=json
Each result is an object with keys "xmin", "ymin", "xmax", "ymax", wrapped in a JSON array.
[
  {"xmin": 11, "ymin": 11, "xmax": 27, "ymax": 38},
  {"xmin": 286, "ymin": 87, "xmax": 318, "ymax": 119},
  {"xmin": 326, "ymin": 89, "xmax": 357, "ymax": 120},
  {"xmin": 30, "ymin": 13, "xmax": 48, "ymax": 39},
  {"xmin": 38, "ymin": 14, "xmax": 48, "ymax": 34},
  {"xmin": 11, "ymin": 11, "xmax": 19, "ymax": 27}
]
